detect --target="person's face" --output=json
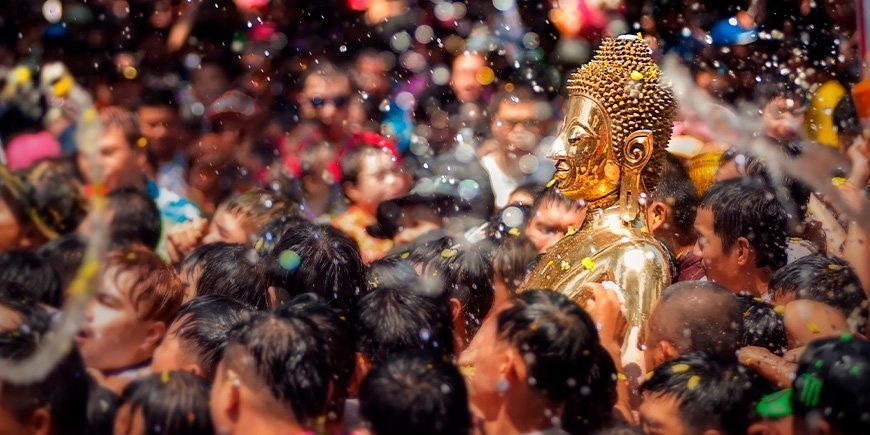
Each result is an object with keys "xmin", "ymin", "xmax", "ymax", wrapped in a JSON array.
[
  {"xmin": 693, "ymin": 208, "xmax": 741, "ymax": 291},
  {"xmin": 138, "ymin": 105, "xmax": 180, "ymax": 158},
  {"xmin": 639, "ymin": 393, "xmax": 689, "ymax": 435},
  {"xmin": 78, "ymin": 127, "xmax": 143, "ymax": 192},
  {"xmin": 450, "ymin": 54, "xmax": 485, "ymax": 103},
  {"xmin": 192, "ymin": 64, "xmax": 228, "ymax": 105},
  {"xmin": 76, "ymin": 269, "xmax": 158, "ymax": 371},
  {"xmin": 345, "ymin": 149, "xmax": 408, "ymax": 212},
  {"xmin": 203, "ymin": 207, "xmax": 250, "ymax": 245},
  {"xmin": 492, "ymin": 101, "xmax": 544, "ymax": 156},
  {"xmin": 0, "ymin": 193, "xmax": 26, "ymax": 251},
  {"xmin": 525, "ymin": 202, "xmax": 587, "ymax": 253},
  {"xmin": 355, "ymin": 55, "xmax": 390, "ymax": 97},
  {"xmin": 549, "ymin": 95, "xmax": 621, "ymax": 202},
  {"xmin": 762, "ymin": 97, "xmax": 804, "ymax": 142},
  {"xmin": 506, "ymin": 190, "xmax": 534, "ymax": 207},
  {"xmin": 393, "ymin": 204, "xmax": 442, "ymax": 246},
  {"xmin": 150, "ymin": 316, "xmax": 198, "ymax": 376},
  {"xmin": 113, "ymin": 402, "xmax": 146, "ymax": 435},
  {"xmin": 299, "ymin": 75, "xmax": 352, "ymax": 129}
]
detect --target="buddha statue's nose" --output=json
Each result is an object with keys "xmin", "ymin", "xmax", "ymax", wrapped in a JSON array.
[{"xmin": 547, "ymin": 133, "xmax": 568, "ymax": 160}]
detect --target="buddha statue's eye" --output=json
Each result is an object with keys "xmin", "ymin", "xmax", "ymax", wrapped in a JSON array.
[{"xmin": 567, "ymin": 124, "xmax": 593, "ymax": 144}]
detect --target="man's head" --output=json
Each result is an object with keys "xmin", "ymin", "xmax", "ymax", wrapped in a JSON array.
[
  {"xmin": 341, "ymin": 145, "xmax": 408, "ymax": 215},
  {"xmin": 489, "ymin": 85, "xmax": 549, "ymax": 157},
  {"xmin": 645, "ymin": 281, "xmax": 743, "ymax": 370},
  {"xmin": 0, "ymin": 250, "xmax": 62, "ymax": 307},
  {"xmin": 114, "ymin": 371, "xmax": 213, "ymax": 435},
  {"xmin": 695, "ymin": 177, "xmax": 788, "ymax": 294},
  {"xmin": 298, "ymin": 62, "xmax": 353, "ymax": 132},
  {"xmin": 736, "ymin": 294, "xmax": 788, "ymax": 356},
  {"xmin": 78, "ymin": 187, "xmax": 161, "ymax": 250},
  {"xmin": 76, "ymin": 248, "xmax": 184, "ymax": 371},
  {"xmin": 210, "ymin": 312, "xmax": 330, "ymax": 433},
  {"xmin": 646, "ymin": 153, "xmax": 698, "ymax": 250},
  {"xmin": 525, "ymin": 187, "xmax": 587, "ymax": 253},
  {"xmin": 150, "ymin": 295, "xmax": 252, "ymax": 379},
  {"xmin": 769, "ymin": 254, "xmax": 868, "ymax": 335},
  {"xmin": 136, "ymin": 87, "xmax": 182, "ymax": 161},
  {"xmin": 450, "ymin": 52, "xmax": 487, "ymax": 103},
  {"xmin": 186, "ymin": 242, "xmax": 270, "ymax": 309},
  {"xmin": 359, "ymin": 352, "xmax": 471, "ymax": 435},
  {"xmin": 203, "ymin": 189, "xmax": 302, "ymax": 246},
  {"xmin": 78, "ymin": 107, "xmax": 148, "ymax": 192},
  {"xmin": 640, "ymin": 353, "xmax": 764, "ymax": 435},
  {"xmin": 758, "ymin": 82, "xmax": 805, "ymax": 142}
]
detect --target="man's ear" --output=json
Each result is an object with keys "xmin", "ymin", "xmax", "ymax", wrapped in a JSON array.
[
  {"xmin": 142, "ymin": 321, "xmax": 167, "ymax": 351},
  {"xmin": 735, "ymin": 236, "xmax": 753, "ymax": 267},
  {"xmin": 134, "ymin": 146, "xmax": 150, "ymax": 171},
  {"xmin": 182, "ymin": 363, "xmax": 206, "ymax": 378},
  {"xmin": 449, "ymin": 297, "xmax": 463, "ymax": 322},
  {"xmin": 653, "ymin": 340, "xmax": 681, "ymax": 367},
  {"xmin": 349, "ymin": 352, "xmax": 371, "ymax": 398},
  {"xmin": 25, "ymin": 407, "xmax": 52, "ymax": 435},
  {"xmin": 648, "ymin": 202, "xmax": 670, "ymax": 233},
  {"xmin": 505, "ymin": 348, "xmax": 527, "ymax": 387},
  {"xmin": 225, "ymin": 369, "xmax": 241, "ymax": 422}
]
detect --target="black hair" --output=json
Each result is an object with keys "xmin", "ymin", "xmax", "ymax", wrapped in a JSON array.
[
  {"xmin": 0, "ymin": 249, "xmax": 62, "ymax": 307},
  {"xmin": 756, "ymin": 78, "xmax": 806, "ymax": 107},
  {"xmin": 275, "ymin": 293, "xmax": 354, "ymax": 423},
  {"xmin": 267, "ymin": 223, "xmax": 366, "ymax": 317},
  {"xmin": 222, "ymin": 311, "xmax": 331, "ymax": 426},
  {"xmin": 420, "ymin": 239, "xmax": 494, "ymax": 344},
  {"xmin": 340, "ymin": 145, "xmax": 384, "ymax": 186},
  {"xmin": 640, "ymin": 353, "xmax": 767, "ymax": 435},
  {"xmin": 359, "ymin": 352, "xmax": 471, "ymax": 435},
  {"xmin": 487, "ymin": 84, "xmax": 547, "ymax": 121},
  {"xmin": 189, "ymin": 242, "xmax": 270, "ymax": 310},
  {"xmin": 168, "ymin": 294, "xmax": 253, "ymax": 379},
  {"xmin": 0, "ymin": 286, "xmax": 89, "ymax": 435},
  {"xmin": 106, "ymin": 187, "xmax": 162, "ymax": 250},
  {"xmin": 531, "ymin": 185, "xmax": 586, "ymax": 215},
  {"xmin": 769, "ymin": 254, "xmax": 868, "ymax": 334},
  {"xmin": 736, "ymin": 294, "xmax": 788, "ymax": 356},
  {"xmin": 498, "ymin": 290, "xmax": 615, "ymax": 432},
  {"xmin": 137, "ymin": 86, "xmax": 178, "ymax": 109},
  {"xmin": 255, "ymin": 214, "xmax": 309, "ymax": 257},
  {"xmin": 37, "ymin": 234, "xmax": 86, "ymax": 292},
  {"xmin": 699, "ymin": 177, "xmax": 789, "ymax": 270},
  {"xmin": 792, "ymin": 337, "xmax": 870, "ymax": 434},
  {"xmin": 717, "ymin": 148, "xmax": 810, "ymax": 223},
  {"xmin": 358, "ymin": 260, "xmax": 455, "ymax": 366},
  {"xmin": 833, "ymin": 93, "xmax": 861, "ymax": 141},
  {"xmin": 650, "ymin": 152, "xmax": 698, "ymax": 236},
  {"xmin": 486, "ymin": 204, "xmax": 533, "ymax": 241},
  {"xmin": 492, "ymin": 234, "xmax": 538, "ymax": 293},
  {"xmin": 86, "ymin": 381, "xmax": 120, "ymax": 435},
  {"xmin": 405, "ymin": 236, "xmax": 453, "ymax": 266},
  {"xmin": 118, "ymin": 371, "xmax": 213, "ymax": 435}
]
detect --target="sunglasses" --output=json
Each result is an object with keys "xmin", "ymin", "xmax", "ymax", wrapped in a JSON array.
[{"xmin": 310, "ymin": 95, "xmax": 350, "ymax": 108}]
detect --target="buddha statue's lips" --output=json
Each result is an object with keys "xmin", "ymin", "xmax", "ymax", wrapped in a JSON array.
[{"xmin": 554, "ymin": 159, "xmax": 571, "ymax": 174}]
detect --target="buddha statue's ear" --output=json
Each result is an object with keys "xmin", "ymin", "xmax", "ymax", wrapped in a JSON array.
[{"xmin": 619, "ymin": 130, "xmax": 654, "ymax": 222}]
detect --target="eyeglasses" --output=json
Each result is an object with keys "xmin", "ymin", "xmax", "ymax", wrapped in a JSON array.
[
  {"xmin": 310, "ymin": 95, "xmax": 351, "ymax": 108},
  {"xmin": 497, "ymin": 118, "xmax": 539, "ymax": 129}
]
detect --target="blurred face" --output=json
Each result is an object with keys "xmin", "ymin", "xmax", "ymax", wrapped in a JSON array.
[
  {"xmin": 299, "ymin": 75, "xmax": 352, "ymax": 130},
  {"xmin": 77, "ymin": 126, "xmax": 144, "ymax": 192},
  {"xmin": 345, "ymin": 149, "xmax": 409, "ymax": 213},
  {"xmin": 0, "ymin": 193, "xmax": 26, "ymax": 251},
  {"xmin": 492, "ymin": 101, "xmax": 544, "ymax": 157},
  {"xmin": 762, "ymin": 97, "xmax": 804, "ymax": 142},
  {"xmin": 393, "ymin": 204, "xmax": 442, "ymax": 246},
  {"xmin": 138, "ymin": 105, "xmax": 181, "ymax": 159},
  {"xmin": 693, "ymin": 208, "xmax": 741, "ymax": 291},
  {"xmin": 526, "ymin": 202, "xmax": 587, "ymax": 253},
  {"xmin": 113, "ymin": 402, "xmax": 146, "ymax": 435},
  {"xmin": 467, "ymin": 323, "xmax": 511, "ymax": 418},
  {"xmin": 202, "ymin": 207, "xmax": 250, "ymax": 245},
  {"xmin": 192, "ymin": 64, "xmax": 228, "ymax": 105},
  {"xmin": 355, "ymin": 55, "xmax": 390, "ymax": 97},
  {"xmin": 76, "ymin": 269, "xmax": 157, "ymax": 371},
  {"xmin": 639, "ymin": 393, "xmax": 688, "ymax": 435},
  {"xmin": 451, "ymin": 54, "xmax": 485, "ymax": 103}
]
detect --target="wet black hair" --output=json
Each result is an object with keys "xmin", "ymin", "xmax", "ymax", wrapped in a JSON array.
[
  {"xmin": 641, "ymin": 353, "xmax": 768, "ymax": 435},
  {"xmin": 769, "ymin": 254, "xmax": 868, "ymax": 334},
  {"xmin": 358, "ymin": 260, "xmax": 454, "ymax": 366},
  {"xmin": 106, "ymin": 187, "xmax": 162, "ymax": 250},
  {"xmin": 0, "ymin": 286, "xmax": 89, "ymax": 435},
  {"xmin": 275, "ymin": 293, "xmax": 354, "ymax": 423},
  {"xmin": 189, "ymin": 242, "xmax": 270, "ymax": 310},
  {"xmin": 359, "ymin": 351, "xmax": 471, "ymax": 435},
  {"xmin": 0, "ymin": 249, "xmax": 62, "ymax": 307},
  {"xmin": 792, "ymin": 336, "xmax": 870, "ymax": 434},
  {"xmin": 531, "ymin": 185, "xmax": 586, "ymax": 215},
  {"xmin": 267, "ymin": 223, "xmax": 366, "ymax": 317},
  {"xmin": 37, "ymin": 234, "xmax": 86, "ymax": 292},
  {"xmin": 498, "ymin": 290, "xmax": 616, "ymax": 432},
  {"xmin": 492, "ymin": 234, "xmax": 538, "ymax": 293},
  {"xmin": 118, "ymin": 371, "xmax": 213, "ymax": 435},
  {"xmin": 86, "ymin": 381, "xmax": 120, "ymax": 435},
  {"xmin": 222, "ymin": 311, "xmax": 331, "ymax": 426},
  {"xmin": 699, "ymin": 177, "xmax": 789, "ymax": 270},
  {"xmin": 167, "ymin": 294, "xmax": 253, "ymax": 379},
  {"xmin": 650, "ymin": 152, "xmax": 698, "ymax": 236},
  {"xmin": 736, "ymin": 294, "xmax": 788, "ymax": 356},
  {"xmin": 717, "ymin": 148, "xmax": 810, "ymax": 223}
]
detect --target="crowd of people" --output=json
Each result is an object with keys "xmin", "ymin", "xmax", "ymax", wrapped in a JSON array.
[{"xmin": 1, "ymin": 0, "xmax": 869, "ymax": 434}]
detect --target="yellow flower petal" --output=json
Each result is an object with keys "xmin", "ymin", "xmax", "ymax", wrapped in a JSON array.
[
  {"xmin": 546, "ymin": 178, "xmax": 557, "ymax": 188},
  {"xmin": 565, "ymin": 226, "xmax": 577, "ymax": 237},
  {"xmin": 807, "ymin": 322, "xmax": 820, "ymax": 333},
  {"xmin": 400, "ymin": 251, "xmax": 410, "ymax": 259},
  {"xmin": 630, "ymin": 70, "xmax": 644, "ymax": 81},
  {"xmin": 831, "ymin": 177, "xmax": 847, "ymax": 187},
  {"xmin": 441, "ymin": 248, "xmax": 457, "ymax": 259},
  {"xmin": 508, "ymin": 227, "xmax": 521, "ymax": 236},
  {"xmin": 161, "ymin": 371, "xmax": 170, "ymax": 384},
  {"xmin": 671, "ymin": 363, "xmax": 690, "ymax": 373},
  {"xmin": 560, "ymin": 260, "xmax": 571, "ymax": 270},
  {"xmin": 687, "ymin": 375, "xmax": 700, "ymax": 390},
  {"xmin": 774, "ymin": 305, "xmax": 786, "ymax": 314},
  {"xmin": 581, "ymin": 257, "xmax": 595, "ymax": 271}
]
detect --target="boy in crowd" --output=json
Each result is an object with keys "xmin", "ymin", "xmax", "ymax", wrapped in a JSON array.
[
  {"xmin": 136, "ymin": 87, "xmax": 189, "ymax": 196},
  {"xmin": 78, "ymin": 187, "xmax": 161, "ymax": 251},
  {"xmin": 76, "ymin": 248, "xmax": 184, "ymax": 383},
  {"xmin": 525, "ymin": 186, "xmax": 587, "ymax": 253},
  {"xmin": 114, "ymin": 371, "xmax": 213, "ymax": 435},
  {"xmin": 181, "ymin": 242, "xmax": 270, "ymax": 308},
  {"xmin": 695, "ymin": 177, "xmax": 788, "ymax": 296},
  {"xmin": 0, "ymin": 250, "xmax": 62, "ymax": 307}
]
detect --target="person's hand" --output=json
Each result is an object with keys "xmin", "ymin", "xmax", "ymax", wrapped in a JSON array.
[
  {"xmin": 847, "ymin": 140, "xmax": 869, "ymax": 188},
  {"xmin": 738, "ymin": 346, "xmax": 795, "ymax": 388},
  {"xmin": 581, "ymin": 283, "xmax": 628, "ymax": 359},
  {"xmin": 166, "ymin": 217, "xmax": 208, "ymax": 263},
  {"xmin": 738, "ymin": 345, "xmax": 777, "ymax": 368}
]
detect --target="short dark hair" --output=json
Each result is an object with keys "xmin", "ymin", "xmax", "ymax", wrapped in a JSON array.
[
  {"xmin": 717, "ymin": 148, "xmax": 810, "ymax": 222},
  {"xmin": 190, "ymin": 242, "xmax": 270, "ymax": 310},
  {"xmin": 699, "ymin": 177, "xmax": 789, "ymax": 270},
  {"xmin": 650, "ymin": 153, "xmax": 698, "ymax": 235},
  {"xmin": 641, "ymin": 353, "xmax": 766, "ymax": 435},
  {"xmin": 222, "ymin": 312, "xmax": 331, "ymax": 426},
  {"xmin": 736, "ymin": 294, "xmax": 788, "ymax": 356},
  {"xmin": 488, "ymin": 84, "xmax": 546, "ymax": 121},
  {"xmin": 118, "ymin": 371, "xmax": 213, "ymax": 435},
  {"xmin": 358, "ymin": 261, "xmax": 454, "ymax": 366},
  {"xmin": 168, "ymin": 294, "xmax": 253, "ymax": 379},
  {"xmin": 0, "ymin": 287, "xmax": 89, "ymax": 435},
  {"xmin": 220, "ymin": 189, "xmax": 304, "ymax": 239},
  {"xmin": 792, "ymin": 337, "xmax": 870, "ymax": 434},
  {"xmin": 531, "ymin": 185, "xmax": 586, "ymax": 215},
  {"xmin": 86, "ymin": 382, "xmax": 120, "ymax": 435},
  {"xmin": 267, "ymin": 223, "xmax": 366, "ymax": 317},
  {"xmin": 137, "ymin": 87, "xmax": 178, "ymax": 110},
  {"xmin": 492, "ymin": 235, "xmax": 538, "ymax": 293},
  {"xmin": 99, "ymin": 106, "xmax": 141, "ymax": 149},
  {"xmin": 0, "ymin": 249, "xmax": 62, "ymax": 307},
  {"xmin": 37, "ymin": 234, "xmax": 86, "ymax": 292},
  {"xmin": 103, "ymin": 248, "xmax": 184, "ymax": 324},
  {"xmin": 359, "ymin": 352, "xmax": 471, "ymax": 435},
  {"xmin": 769, "ymin": 254, "xmax": 868, "ymax": 334},
  {"xmin": 107, "ymin": 187, "xmax": 161, "ymax": 249},
  {"xmin": 340, "ymin": 144, "xmax": 390, "ymax": 186}
]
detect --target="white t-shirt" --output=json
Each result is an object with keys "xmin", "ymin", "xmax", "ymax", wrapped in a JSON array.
[{"xmin": 480, "ymin": 153, "xmax": 522, "ymax": 208}]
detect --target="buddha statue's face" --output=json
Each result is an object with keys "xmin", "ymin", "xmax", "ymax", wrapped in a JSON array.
[{"xmin": 549, "ymin": 94, "xmax": 621, "ymax": 204}]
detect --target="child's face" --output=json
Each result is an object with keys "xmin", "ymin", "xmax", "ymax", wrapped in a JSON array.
[
  {"xmin": 525, "ymin": 202, "xmax": 586, "ymax": 253},
  {"xmin": 203, "ymin": 207, "xmax": 250, "ymax": 245},
  {"xmin": 76, "ymin": 268, "xmax": 161, "ymax": 371},
  {"xmin": 762, "ymin": 97, "xmax": 804, "ymax": 141},
  {"xmin": 345, "ymin": 149, "xmax": 409, "ymax": 212},
  {"xmin": 150, "ymin": 316, "xmax": 197, "ymax": 375},
  {"xmin": 639, "ymin": 393, "xmax": 688, "ymax": 435}
]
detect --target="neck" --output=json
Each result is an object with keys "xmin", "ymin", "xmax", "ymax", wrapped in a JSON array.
[
  {"xmin": 657, "ymin": 232, "xmax": 696, "ymax": 258},
  {"xmin": 728, "ymin": 268, "xmax": 772, "ymax": 297},
  {"xmin": 304, "ymin": 192, "xmax": 330, "ymax": 216},
  {"xmin": 233, "ymin": 409, "xmax": 305, "ymax": 435},
  {"xmin": 482, "ymin": 392, "xmax": 561, "ymax": 435}
]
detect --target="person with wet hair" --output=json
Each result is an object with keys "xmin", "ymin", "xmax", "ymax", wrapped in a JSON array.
[
  {"xmin": 358, "ymin": 352, "xmax": 471, "ymax": 435},
  {"xmin": 37, "ymin": 234, "xmax": 87, "ymax": 292},
  {"xmin": 78, "ymin": 187, "xmax": 162, "ymax": 250},
  {"xmin": 114, "ymin": 371, "xmax": 213, "ymax": 435},
  {"xmin": 736, "ymin": 294, "xmax": 789, "ymax": 356},
  {"xmin": 525, "ymin": 186, "xmax": 587, "ymax": 253},
  {"xmin": 185, "ymin": 242, "xmax": 270, "ymax": 309},
  {"xmin": 0, "ymin": 249, "xmax": 62, "ymax": 307}
]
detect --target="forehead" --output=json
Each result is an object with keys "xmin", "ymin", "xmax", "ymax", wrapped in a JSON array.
[
  {"xmin": 640, "ymin": 393, "xmax": 684, "ymax": 428},
  {"xmin": 358, "ymin": 148, "xmax": 396, "ymax": 172},
  {"xmin": 496, "ymin": 100, "xmax": 541, "ymax": 118},
  {"xmin": 97, "ymin": 126, "xmax": 132, "ymax": 149},
  {"xmin": 303, "ymin": 74, "xmax": 350, "ymax": 95},
  {"xmin": 138, "ymin": 105, "xmax": 176, "ymax": 119},
  {"xmin": 453, "ymin": 54, "xmax": 484, "ymax": 70},
  {"xmin": 694, "ymin": 208, "xmax": 714, "ymax": 230}
]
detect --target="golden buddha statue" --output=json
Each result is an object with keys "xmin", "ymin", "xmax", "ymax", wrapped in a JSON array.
[{"xmin": 523, "ymin": 35, "xmax": 677, "ymax": 329}]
